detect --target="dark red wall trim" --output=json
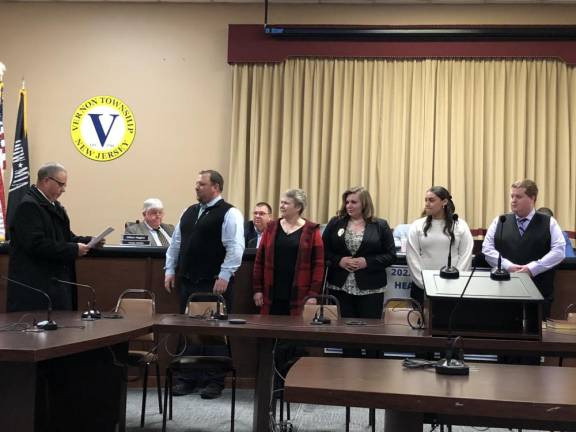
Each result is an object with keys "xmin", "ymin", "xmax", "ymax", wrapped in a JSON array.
[{"xmin": 229, "ymin": 24, "xmax": 576, "ymax": 65}]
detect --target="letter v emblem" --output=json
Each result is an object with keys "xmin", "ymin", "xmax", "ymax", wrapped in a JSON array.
[{"xmin": 88, "ymin": 113, "xmax": 119, "ymax": 147}]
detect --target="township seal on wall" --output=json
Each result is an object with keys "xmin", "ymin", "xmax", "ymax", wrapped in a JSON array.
[{"xmin": 70, "ymin": 95, "xmax": 135, "ymax": 161}]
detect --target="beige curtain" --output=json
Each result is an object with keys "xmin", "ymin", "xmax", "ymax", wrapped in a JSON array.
[{"xmin": 229, "ymin": 58, "xmax": 575, "ymax": 234}]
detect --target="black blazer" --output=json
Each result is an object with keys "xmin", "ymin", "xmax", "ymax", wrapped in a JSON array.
[
  {"xmin": 7, "ymin": 186, "xmax": 92, "ymax": 311},
  {"xmin": 244, "ymin": 220, "xmax": 257, "ymax": 247},
  {"xmin": 322, "ymin": 216, "xmax": 396, "ymax": 291}
]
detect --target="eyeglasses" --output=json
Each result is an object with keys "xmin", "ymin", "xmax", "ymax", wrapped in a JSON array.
[
  {"xmin": 253, "ymin": 211, "xmax": 270, "ymax": 216},
  {"xmin": 48, "ymin": 177, "xmax": 66, "ymax": 188}
]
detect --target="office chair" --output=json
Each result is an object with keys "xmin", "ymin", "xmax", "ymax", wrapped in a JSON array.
[
  {"xmin": 114, "ymin": 289, "xmax": 161, "ymax": 428},
  {"xmin": 558, "ymin": 303, "xmax": 576, "ymax": 367},
  {"xmin": 162, "ymin": 293, "xmax": 236, "ymax": 432},
  {"xmin": 272, "ymin": 295, "xmax": 341, "ymax": 424}
]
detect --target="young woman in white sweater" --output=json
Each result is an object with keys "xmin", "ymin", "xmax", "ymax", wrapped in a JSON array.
[{"xmin": 406, "ymin": 186, "xmax": 474, "ymax": 305}]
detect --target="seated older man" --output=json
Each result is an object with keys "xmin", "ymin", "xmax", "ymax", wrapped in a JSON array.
[{"xmin": 124, "ymin": 198, "xmax": 175, "ymax": 246}]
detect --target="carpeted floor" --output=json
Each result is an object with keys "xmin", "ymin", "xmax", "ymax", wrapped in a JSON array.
[{"xmin": 126, "ymin": 388, "xmax": 548, "ymax": 432}]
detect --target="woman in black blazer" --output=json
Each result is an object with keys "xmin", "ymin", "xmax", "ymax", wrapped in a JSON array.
[{"xmin": 322, "ymin": 187, "xmax": 397, "ymax": 332}]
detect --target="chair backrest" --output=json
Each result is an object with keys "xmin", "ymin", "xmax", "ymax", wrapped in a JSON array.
[
  {"xmin": 382, "ymin": 297, "xmax": 424, "ymax": 328},
  {"xmin": 565, "ymin": 303, "xmax": 576, "ymax": 321},
  {"xmin": 302, "ymin": 294, "xmax": 341, "ymax": 321},
  {"xmin": 185, "ymin": 293, "xmax": 229, "ymax": 348},
  {"xmin": 124, "ymin": 220, "xmax": 140, "ymax": 229},
  {"xmin": 115, "ymin": 289, "xmax": 156, "ymax": 342},
  {"xmin": 187, "ymin": 301, "xmax": 220, "ymax": 317}
]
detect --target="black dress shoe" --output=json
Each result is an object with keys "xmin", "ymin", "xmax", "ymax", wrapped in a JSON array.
[
  {"xmin": 200, "ymin": 382, "xmax": 223, "ymax": 399},
  {"xmin": 172, "ymin": 382, "xmax": 197, "ymax": 396}
]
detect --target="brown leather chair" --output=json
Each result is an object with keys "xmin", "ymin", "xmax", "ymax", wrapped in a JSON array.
[
  {"xmin": 114, "ymin": 289, "xmax": 162, "ymax": 428},
  {"xmin": 162, "ymin": 293, "xmax": 236, "ymax": 432},
  {"xmin": 558, "ymin": 303, "xmax": 576, "ymax": 367},
  {"xmin": 272, "ymin": 295, "xmax": 341, "ymax": 424},
  {"xmin": 382, "ymin": 297, "xmax": 424, "ymax": 328}
]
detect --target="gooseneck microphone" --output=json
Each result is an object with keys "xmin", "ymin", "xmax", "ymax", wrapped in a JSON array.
[
  {"xmin": 311, "ymin": 260, "xmax": 331, "ymax": 325},
  {"xmin": 1, "ymin": 275, "xmax": 58, "ymax": 330},
  {"xmin": 52, "ymin": 278, "xmax": 101, "ymax": 320},
  {"xmin": 213, "ymin": 293, "xmax": 228, "ymax": 320},
  {"xmin": 490, "ymin": 215, "xmax": 511, "ymax": 281},
  {"xmin": 440, "ymin": 214, "xmax": 460, "ymax": 279},
  {"xmin": 435, "ymin": 266, "xmax": 476, "ymax": 376}
]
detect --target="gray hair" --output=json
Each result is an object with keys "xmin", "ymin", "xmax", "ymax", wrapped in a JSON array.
[
  {"xmin": 284, "ymin": 188, "xmax": 307, "ymax": 215},
  {"xmin": 37, "ymin": 162, "xmax": 66, "ymax": 182},
  {"xmin": 143, "ymin": 198, "xmax": 164, "ymax": 212}
]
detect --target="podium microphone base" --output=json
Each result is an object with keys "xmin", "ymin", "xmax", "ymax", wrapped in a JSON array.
[
  {"xmin": 440, "ymin": 266, "xmax": 460, "ymax": 279},
  {"xmin": 36, "ymin": 319, "xmax": 58, "ymax": 331},
  {"xmin": 490, "ymin": 268, "xmax": 511, "ymax": 281},
  {"xmin": 311, "ymin": 317, "xmax": 331, "ymax": 325},
  {"xmin": 435, "ymin": 358, "xmax": 470, "ymax": 375}
]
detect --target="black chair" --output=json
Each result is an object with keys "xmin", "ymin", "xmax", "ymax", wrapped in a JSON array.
[
  {"xmin": 274, "ymin": 295, "xmax": 374, "ymax": 432},
  {"xmin": 162, "ymin": 293, "xmax": 236, "ymax": 432},
  {"xmin": 558, "ymin": 303, "xmax": 576, "ymax": 367},
  {"xmin": 115, "ymin": 289, "xmax": 162, "ymax": 428}
]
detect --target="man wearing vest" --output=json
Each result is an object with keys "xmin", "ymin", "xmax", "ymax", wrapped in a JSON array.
[
  {"xmin": 165, "ymin": 169, "xmax": 244, "ymax": 399},
  {"xmin": 482, "ymin": 179, "xmax": 566, "ymax": 319}
]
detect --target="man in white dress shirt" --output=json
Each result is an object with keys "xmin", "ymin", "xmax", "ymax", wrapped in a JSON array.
[{"xmin": 482, "ymin": 179, "xmax": 565, "ymax": 318}]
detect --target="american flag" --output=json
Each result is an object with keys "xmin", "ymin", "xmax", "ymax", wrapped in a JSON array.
[{"xmin": 0, "ymin": 75, "xmax": 7, "ymax": 241}]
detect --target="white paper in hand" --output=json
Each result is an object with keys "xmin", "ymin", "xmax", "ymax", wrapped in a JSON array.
[{"xmin": 87, "ymin": 227, "xmax": 114, "ymax": 248}]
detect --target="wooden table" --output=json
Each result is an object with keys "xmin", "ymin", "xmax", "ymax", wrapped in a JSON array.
[
  {"xmin": 285, "ymin": 357, "xmax": 576, "ymax": 431},
  {"xmin": 0, "ymin": 311, "xmax": 153, "ymax": 432},
  {"xmin": 2, "ymin": 311, "xmax": 575, "ymax": 432},
  {"xmin": 156, "ymin": 313, "xmax": 576, "ymax": 432}
]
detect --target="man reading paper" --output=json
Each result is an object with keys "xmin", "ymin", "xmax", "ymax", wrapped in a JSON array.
[{"xmin": 7, "ymin": 162, "xmax": 101, "ymax": 311}]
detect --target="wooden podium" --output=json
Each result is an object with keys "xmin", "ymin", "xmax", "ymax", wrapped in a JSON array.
[{"xmin": 423, "ymin": 270, "xmax": 544, "ymax": 340}]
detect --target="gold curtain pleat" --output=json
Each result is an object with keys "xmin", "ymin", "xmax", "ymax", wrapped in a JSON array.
[{"xmin": 228, "ymin": 58, "xmax": 576, "ymax": 235}]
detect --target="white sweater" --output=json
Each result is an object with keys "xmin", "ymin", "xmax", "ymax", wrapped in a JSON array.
[{"xmin": 406, "ymin": 217, "xmax": 474, "ymax": 289}]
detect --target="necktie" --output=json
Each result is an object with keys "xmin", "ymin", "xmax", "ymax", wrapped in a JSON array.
[
  {"xmin": 197, "ymin": 204, "xmax": 207, "ymax": 221},
  {"xmin": 517, "ymin": 218, "xmax": 528, "ymax": 237},
  {"xmin": 154, "ymin": 228, "xmax": 170, "ymax": 247}
]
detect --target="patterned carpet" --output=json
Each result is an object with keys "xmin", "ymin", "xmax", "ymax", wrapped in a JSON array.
[{"xmin": 126, "ymin": 388, "xmax": 548, "ymax": 432}]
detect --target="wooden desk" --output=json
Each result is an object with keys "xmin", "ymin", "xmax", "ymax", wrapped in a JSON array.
[
  {"xmin": 0, "ymin": 312, "xmax": 153, "ymax": 432},
  {"xmin": 285, "ymin": 357, "xmax": 576, "ymax": 431},
  {"xmin": 156, "ymin": 313, "xmax": 576, "ymax": 432},
  {"xmin": 2, "ymin": 311, "xmax": 575, "ymax": 432}
]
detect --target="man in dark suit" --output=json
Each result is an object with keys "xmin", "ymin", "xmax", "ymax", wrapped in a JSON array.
[
  {"xmin": 7, "ymin": 162, "xmax": 93, "ymax": 311},
  {"xmin": 7, "ymin": 163, "xmax": 119, "ymax": 432},
  {"xmin": 124, "ymin": 198, "xmax": 175, "ymax": 246},
  {"xmin": 244, "ymin": 201, "xmax": 272, "ymax": 248}
]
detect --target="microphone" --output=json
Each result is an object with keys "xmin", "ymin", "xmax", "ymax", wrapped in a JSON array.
[
  {"xmin": 440, "ymin": 214, "xmax": 460, "ymax": 279},
  {"xmin": 490, "ymin": 215, "xmax": 511, "ymax": 281},
  {"xmin": 213, "ymin": 293, "xmax": 228, "ymax": 320},
  {"xmin": 435, "ymin": 266, "xmax": 476, "ymax": 376},
  {"xmin": 1, "ymin": 276, "xmax": 58, "ymax": 330},
  {"xmin": 311, "ymin": 260, "xmax": 331, "ymax": 325},
  {"xmin": 52, "ymin": 278, "xmax": 101, "ymax": 320}
]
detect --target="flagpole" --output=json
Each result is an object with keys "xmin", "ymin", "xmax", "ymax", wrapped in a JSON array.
[{"xmin": 0, "ymin": 62, "xmax": 7, "ymax": 240}]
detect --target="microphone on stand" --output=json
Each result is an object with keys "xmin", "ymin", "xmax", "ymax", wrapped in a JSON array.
[
  {"xmin": 52, "ymin": 278, "xmax": 101, "ymax": 320},
  {"xmin": 490, "ymin": 215, "xmax": 511, "ymax": 281},
  {"xmin": 213, "ymin": 293, "xmax": 228, "ymax": 320},
  {"xmin": 1, "ymin": 275, "xmax": 58, "ymax": 330},
  {"xmin": 440, "ymin": 214, "xmax": 460, "ymax": 279},
  {"xmin": 311, "ymin": 260, "xmax": 332, "ymax": 325},
  {"xmin": 435, "ymin": 267, "xmax": 476, "ymax": 376}
]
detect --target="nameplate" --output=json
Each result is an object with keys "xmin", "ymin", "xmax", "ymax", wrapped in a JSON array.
[{"xmin": 122, "ymin": 234, "xmax": 150, "ymax": 246}]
